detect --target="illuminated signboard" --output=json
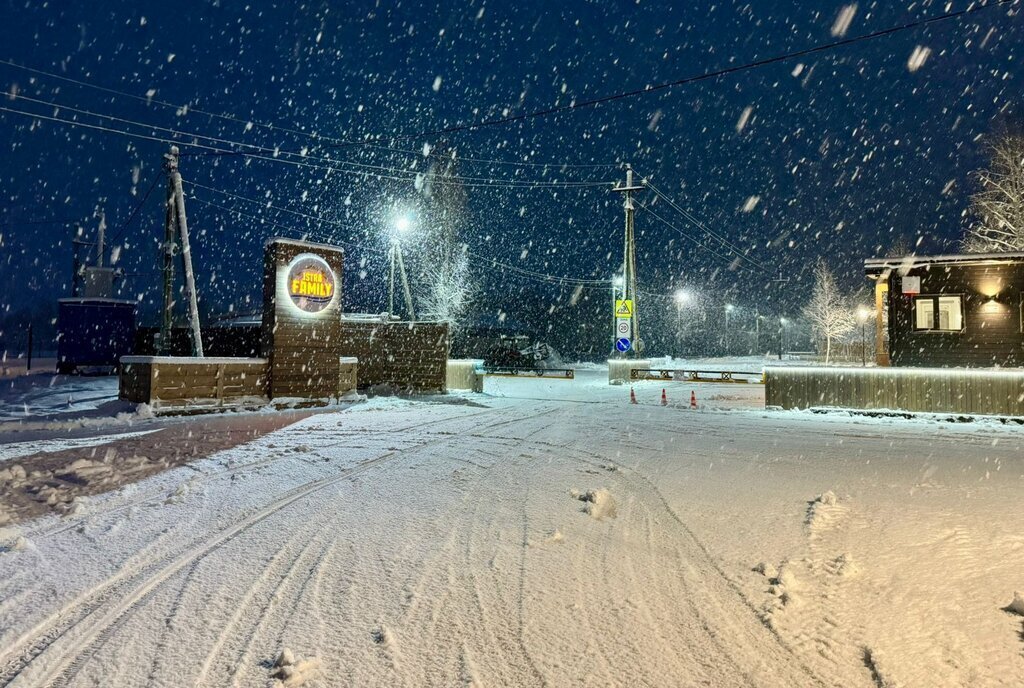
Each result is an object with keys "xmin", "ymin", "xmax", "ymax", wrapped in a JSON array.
[{"xmin": 286, "ymin": 253, "xmax": 337, "ymax": 314}]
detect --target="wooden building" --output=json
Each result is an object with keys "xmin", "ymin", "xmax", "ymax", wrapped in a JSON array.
[{"xmin": 865, "ymin": 252, "xmax": 1024, "ymax": 368}]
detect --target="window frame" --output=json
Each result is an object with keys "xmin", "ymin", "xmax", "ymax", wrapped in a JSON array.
[{"xmin": 912, "ymin": 293, "xmax": 965, "ymax": 333}]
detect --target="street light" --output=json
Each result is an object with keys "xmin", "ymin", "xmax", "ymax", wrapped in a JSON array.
[
  {"xmin": 673, "ymin": 289, "xmax": 692, "ymax": 355},
  {"xmin": 856, "ymin": 305, "xmax": 872, "ymax": 367},
  {"xmin": 778, "ymin": 317, "xmax": 788, "ymax": 361},
  {"xmin": 388, "ymin": 213, "xmax": 416, "ymax": 321}
]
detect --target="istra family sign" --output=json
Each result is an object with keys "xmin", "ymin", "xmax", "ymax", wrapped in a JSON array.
[
  {"xmin": 263, "ymin": 238, "xmax": 345, "ymax": 398},
  {"xmin": 286, "ymin": 253, "xmax": 337, "ymax": 314}
]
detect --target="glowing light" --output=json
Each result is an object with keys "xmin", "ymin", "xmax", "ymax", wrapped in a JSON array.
[{"xmin": 674, "ymin": 289, "xmax": 692, "ymax": 305}]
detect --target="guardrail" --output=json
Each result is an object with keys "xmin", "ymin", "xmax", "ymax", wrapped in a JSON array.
[
  {"xmin": 630, "ymin": 368, "xmax": 764, "ymax": 384},
  {"xmin": 480, "ymin": 367, "xmax": 575, "ymax": 379}
]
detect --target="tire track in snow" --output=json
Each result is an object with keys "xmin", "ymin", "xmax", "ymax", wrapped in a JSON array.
[
  {"xmin": 543, "ymin": 434, "xmax": 829, "ymax": 687},
  {"xmin": 1, "ymin": 404, "xmax": 521, "ymax": 688}
]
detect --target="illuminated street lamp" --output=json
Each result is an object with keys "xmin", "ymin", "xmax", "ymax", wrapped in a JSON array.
[
  {"xmin": 673, "ymin": 289, "xmax": 692, "ymax": 354},
  {"xmin": 856, "ymin": 305, "xmax": 872, "ymax": 366},
  {"xmin": 388, "ymin": 213, "xmax": 416, "ymax": 321}
]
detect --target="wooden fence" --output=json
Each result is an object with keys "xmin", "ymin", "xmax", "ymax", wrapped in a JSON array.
[
  {"xmin": 765, "ymin": 366, "xmax": 1024, "ymax": 417},
  {"xmin": 120, "ymin": 356, "xmax": 269, "ymax": 409}
]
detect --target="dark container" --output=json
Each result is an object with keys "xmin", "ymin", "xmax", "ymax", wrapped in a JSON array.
[{"xmin": 57, "ymin": 298, "xmax": 137, "ymax": 373}]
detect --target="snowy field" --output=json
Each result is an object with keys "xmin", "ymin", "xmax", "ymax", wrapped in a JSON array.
[{"xmin": 1, "ymin": 368, "xmax": 1023, "ymax": 686}]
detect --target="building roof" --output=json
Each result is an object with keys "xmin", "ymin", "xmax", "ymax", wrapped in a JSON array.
[{"xmin": 864, "ymin": 251, "xmax": 1024, "ymax": 274}]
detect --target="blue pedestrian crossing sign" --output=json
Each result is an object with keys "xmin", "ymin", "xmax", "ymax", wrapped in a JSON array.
[{"xmin": 615, "ymin": 337, "xmax": 632, "ymax": 353}]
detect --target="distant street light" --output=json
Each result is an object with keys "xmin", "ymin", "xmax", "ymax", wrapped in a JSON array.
[
  {"xmin": 673, "ymin": 289, "xmax": 692, "ymax": 354},
  {"xmin": 856, "ymin": 305, "xmax": 872, "ymax": 366},
  {"xmin": 388, "ymin": 212, "xmax": 416, "ymax": 320}
]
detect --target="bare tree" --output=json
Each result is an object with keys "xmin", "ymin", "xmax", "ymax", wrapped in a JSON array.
[
  {"xmin": 419, "ymin": 243, "xmax": 476, "ymax": 327},
  {"xmin": 803, "ymin": 259, "xmax": 855, "ymax": 364},
  {"xmin": 413, "ymin": 145, "xmax": 478, "ymax": 330},
  {"xmin": 963, "ymin": 133, "xmax": 1024, "ymax": 253}
]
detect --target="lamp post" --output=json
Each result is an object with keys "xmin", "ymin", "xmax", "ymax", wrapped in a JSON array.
[
  {"xmin": 674, "ymin": 288, "xmax": 691, "ymax": 355},
  {"xmin": 778, "ymin": 317, "xmax": 788, "ymax": 361},
  {"xmin": 388, "ymin": 214, "xmax": 416, "ymax": 321},
  {"xmin": 856, "ymin": 305, "xmax": 872, "ymax": 367},
  {"xmin": 724, "ymin": 303, "xmax": 735, "ymax": 355}
]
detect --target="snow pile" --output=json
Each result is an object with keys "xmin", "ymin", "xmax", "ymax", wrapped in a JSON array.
[
  {"xmin": 1007, "ymin": 591, "xmax": 1024, "ymax": 616},
  {"xmin": 805, "ymin": 490, "xmax": 845, "ymax": 533},
  {"xmin": 0, "ymin": 525, "xmax": 28, "ymax": 553},
  {"xmin": 270, "ymin": 647, "xmax": 320, "ymax": 686},
  {"xmin": 0, "ymin": 463, "xmax": 27, "ymax": 483},
  {"xmin": 826, "ymin": 552, "xmax": 859, "ymax": 578},
  {"xmin": 572, "ymin": 488, "xmax": 617, "ymax": 520}
]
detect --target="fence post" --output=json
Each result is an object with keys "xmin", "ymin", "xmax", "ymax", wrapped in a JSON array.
[{"xmin": 26, "ymin": 323, "xmax": 33, "ymax": 372}]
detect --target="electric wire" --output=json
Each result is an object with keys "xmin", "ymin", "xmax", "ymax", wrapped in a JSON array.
[
  {"xmin": 2, "ymin": 0, "xmax": 1010, "ymax": 157},
  {"xmin": 108, "ymin": 167, "xmax": 164, "ymax": 244},
  {"xmin": 381, "ymin": 0, "xmax": 1017, "ymax": 140},
  {"xmin": 184, "ymin": 179, "xmax": 615, "ymax": 288},
  {"xmin": 641, "ymin": 179, "xmax": 769, "ymax": 272},
  {"xmin": 0, "ymin": 94, "xmax": 611, "ymax": 188},
  {"xmin": 0, "ymin": 59, "xmax": 616, "ymax": 171},
  {"xmin": 636, "ymin": 201, "xmax": 739, "ymax": 267}
]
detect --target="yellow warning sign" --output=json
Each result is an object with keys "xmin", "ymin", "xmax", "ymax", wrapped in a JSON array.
[{"xmin": 615, "ymin": 299, "xmax": 634, "ymax": 318}]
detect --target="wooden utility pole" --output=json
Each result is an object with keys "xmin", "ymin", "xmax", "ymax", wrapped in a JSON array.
[
  {"xmin": 160, "ymin": 146, "xmax": 204, "ymax": 357},
  {"xmin": 611, "ymin": 164, "xmax": 644, "ymax": 356}
]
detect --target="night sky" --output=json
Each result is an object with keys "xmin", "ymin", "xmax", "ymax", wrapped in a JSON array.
[{"xmin": 0, "ymin": 1, "xmax": 1019, "ymax": 356}]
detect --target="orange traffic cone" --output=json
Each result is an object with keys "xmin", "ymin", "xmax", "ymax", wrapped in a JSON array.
[
  {"xmin": 630, "ymin": 387, "xmax": 638, "ymax": 404},
  {"xmin": 690, "ymin": 390, "xmax": 697, "ymax": 409},
  {"xmin": 661, "ymin": 388, "xmax": 668, "ymax": 406}
]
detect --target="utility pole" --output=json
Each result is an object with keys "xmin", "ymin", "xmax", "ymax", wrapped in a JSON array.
[
  {"xmin": 160, "ymin": 146, "xmax": 204, "ymax": 357},
  {"xmin": 96, "ymin": 211, "xmax": 106, "ymax": 268},
  {"xmin": 71, "ymin": 233, "xmax": 90, "ymax": 297},
  {"xmin": 395, "ymin": 243, "xmax": 416, "ymax": 321},
  {"xmin": 772, "ymin": 269, "xmax": 790, "ymax": 361},
  {"xmin": 387, "ymin": 244, "xmax": 396, "ymax": 319},
  {"xmin": 611, "ymin": 164, "xmax": 644, "ymax": 357}
]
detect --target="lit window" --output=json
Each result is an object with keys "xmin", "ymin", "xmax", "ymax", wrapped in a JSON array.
[
  {"xmin": 915, "ymin": 298, "xmax": 933, "ymax": 330},
  {"xmin": 913, "ymin": 295, "xmax": 963, "ymax": 332}
]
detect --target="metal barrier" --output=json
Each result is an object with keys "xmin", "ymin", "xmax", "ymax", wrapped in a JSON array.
[
  {"xmin": 481, "ymin": 367, "xmax": 575, "ymax": 379},
  {"xmin": 630, "ymin": 368, "xmax": 764, "ymax": 384}
]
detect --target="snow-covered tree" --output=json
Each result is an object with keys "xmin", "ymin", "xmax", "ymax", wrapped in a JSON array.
[
  {"xmin": 963, "ymin": 133, "xmax": 1024, "ymax": 253},
  {"xmin": 803, "ymin": 259, "xmax": 855, "ymax": 364},
  {"xmin": 419, "ymin": 243, "xmax": 475, "ymax": 327},
  {"xmin": 415, "ymin": 146, "xmax": 477, "ymax": 330}
]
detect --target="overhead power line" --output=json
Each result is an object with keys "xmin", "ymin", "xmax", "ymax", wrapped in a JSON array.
[
  {"xmin": 0, "ymin": 102, "xmax": 610, "ymax": 189},
  {"xmin": 0, "ymin": 57, "xmax": 346, "ymax": 146},
  {"xmin": 641, "ymin": 179, "xmax": 768, "ymax": 272},
  {"xmin": 383, "ymin": 0, "xmax": 1016, "ymax": 140},
  {"xmin": 0, "ymin": 59, "xmax": 616, "ymax": 171},
  {"xmin": 108, "ymin": 167, "xmax": 164, "ymax": 245},
  {"xmin": 636, "ymin": 202, "xmax": 738, "ymax": 267},
  {"xmin": 184, "ymin": 179, "xmax": 615, "ymax": 288}
]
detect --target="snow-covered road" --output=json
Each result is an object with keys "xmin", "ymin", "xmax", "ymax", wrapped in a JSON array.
[{"xmin": 1, "ymin": 372, "xmax": 1023, "ymax": 686}]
